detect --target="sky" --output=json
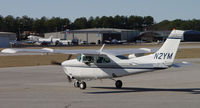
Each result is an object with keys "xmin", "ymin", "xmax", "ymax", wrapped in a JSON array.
[{"xmin": 0, "ymin": 0, "xmax": 200, "ymax": 22}]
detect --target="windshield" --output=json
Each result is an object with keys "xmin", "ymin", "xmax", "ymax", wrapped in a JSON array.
[{"xmin": 77, "ymin": 54, "xmax": 81, "ymax": 61}]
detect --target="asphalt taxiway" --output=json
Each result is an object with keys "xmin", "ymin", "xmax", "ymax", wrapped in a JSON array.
[{"xmin": 0, "ymin": 58, "xmax": 200, "ymax": 108}]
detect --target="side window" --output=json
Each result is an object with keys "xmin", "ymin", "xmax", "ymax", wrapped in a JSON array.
[
  {"xmin": 96, "ymin": 57, "xmax": 110, "ymax": 63},
  {"xmin": 83, "ymin": 56, "xmax": 94, "ymax": 63}
]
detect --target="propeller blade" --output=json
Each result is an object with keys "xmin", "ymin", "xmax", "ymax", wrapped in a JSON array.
[
  {"xmin": 67, "ymin": 54, "xmax": 72, "ymax": 60},
  {"xmin": 51, "ymin": 61, "xmax": 62, "ymax": 65}
]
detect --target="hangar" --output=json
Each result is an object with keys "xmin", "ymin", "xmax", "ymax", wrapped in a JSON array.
[
  {"xmin": 184, "ymin": 30, "xmax": 200, "ymax": 41},
  {"xmin": 0, "ymin": 32, "xmax": 16, "ymax": 48},
  {"xmin": 138, "ymin": 30, "xmax": 200, "ymax": 42},
  {"xmin": 45, "ymin": 28, "xmax": 139, "ymax": 44},
  {"xmin": 138, "ymin": 31, "xmax": 170, "ymax": 42}
]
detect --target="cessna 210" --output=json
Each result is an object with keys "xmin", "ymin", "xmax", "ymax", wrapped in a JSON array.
[{"xmin": 2, "ymin": 30, "xmax": 185, "ymax": 90}]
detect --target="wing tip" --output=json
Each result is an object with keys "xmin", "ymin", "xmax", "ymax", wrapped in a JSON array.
[
  {"xmin": 139, "ymin": 48, "xmax": 152, "ymax": 52},
  {"xmin": 1, "ymin": 49, "xmax": 17, "ymax": 53}
]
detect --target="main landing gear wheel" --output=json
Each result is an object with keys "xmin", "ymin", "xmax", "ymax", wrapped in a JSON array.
[
  {"xmin": 79, "ymin": 81, "xmax": 87, "ymax": 90},
  {"xmin": 115, "ymin": 80, "xmax": 123, "ymax": 89},
  {"xmin": 74, "ymin": 81, "xmax": 80, "ymax": 88}
]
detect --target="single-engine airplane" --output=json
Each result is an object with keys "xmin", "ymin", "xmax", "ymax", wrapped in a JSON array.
[{"xmin": 2, "ymin": 30, "xmax": 185, "ymax": 90}]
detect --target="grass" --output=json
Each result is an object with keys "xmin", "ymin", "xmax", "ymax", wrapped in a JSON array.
[
  {"xmin": 0, "ymin": 48, "xmax": 200, "ymax": 68},
  {"xmin": 0, "ymin": 54, "xmax": 76, "ymax": 68},
  {"xmin": 176, "ymin": 48, "xmax": 200, "ymax": 58}
]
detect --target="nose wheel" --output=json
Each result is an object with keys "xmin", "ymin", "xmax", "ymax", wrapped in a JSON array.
[
  {"xmin": 73, "ymin": 81, "xmax": 87, "ymax": 89},
  {"xmin": 79, "ymin": 81, "xmax": 87, "ymax": 89},
  {"xmin": 115, "ymin": 80, "xmax": 123, "ymax": 89}
]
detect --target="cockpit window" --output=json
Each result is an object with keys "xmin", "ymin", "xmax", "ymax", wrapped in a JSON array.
[
  {"xmin": 96, "ymin": 57, "xmax": 110, "ymax": 63},
  {"xmin": 82, "ymin": 56, "xmax": 94, "ymax": 63}
]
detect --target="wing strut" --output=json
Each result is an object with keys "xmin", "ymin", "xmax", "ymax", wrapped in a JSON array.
[{"xmin": 99, "ymin": 44, "xmax": 105, "ymax": 54}]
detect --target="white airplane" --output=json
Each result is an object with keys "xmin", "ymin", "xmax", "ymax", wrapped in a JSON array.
[
  {"xmin": 27, "ymin": 35, "xmax": 52, "ymax": 44},
  {"xmin": 27, "ymin": 35, "xmax": 41, "ymax": 42},
  {"xmin": 27, "ymin": 35, "xmax": 54, "ymax": 42},
  {"xmin": 2, "ymin": 30, "xmax": 185, "ymax": 90},
  {"xmin": 27, "ymin": 35, "xmax": 71, "ymax": 45}
]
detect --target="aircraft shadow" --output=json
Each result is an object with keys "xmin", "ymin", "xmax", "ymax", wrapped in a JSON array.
[{"xmin": 85, "ymin": 87, "xmax": 200, "ymax": 94}]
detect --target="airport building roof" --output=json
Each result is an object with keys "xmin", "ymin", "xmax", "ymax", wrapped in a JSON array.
[{"xmin": 61, "ymin": 28, "xmax": 138, "ymax": 33}]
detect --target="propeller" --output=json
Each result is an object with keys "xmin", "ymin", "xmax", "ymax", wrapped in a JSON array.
[
  {"xmin": 51, "ymin": 54, "xmax": 73, "ymax": 65},
  {"xmin": 51, "ymin": 54, "xmax": 73, "ymax": 82},
  {"xmin": 51, "ymin": 61, "xmax": 72, "ymax": 82},
  {"xmin": 67, "ymin": 54, "xmax": 72, "ymax": 60},
  {"xmin": 51, "ymin": 61, "xmax": 62, "ymax": 65}
]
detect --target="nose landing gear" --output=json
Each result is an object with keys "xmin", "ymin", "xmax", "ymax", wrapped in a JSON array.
[
  {"xmin": 74, "ymin": 81, "xmax": 80, "ymax": 88},
  {"xmin": 74, "ymin": 81, "xmax": 87, "ymax": 89}
]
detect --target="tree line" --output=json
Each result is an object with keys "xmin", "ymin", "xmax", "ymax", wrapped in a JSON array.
[
  {"xmin": 0, "ymin": 15, "xmax": 200, "ymax": 38},
  {"xmin": 0, "ymin": 15, "xmax": 153, "ymax": 36},
  {"xmin": 152, "ymin": 19, "xmax": 200, "ymax": 31},
  {"xmin": 0, "ymin": 15, "xmax": 70, "ymax": 36}
]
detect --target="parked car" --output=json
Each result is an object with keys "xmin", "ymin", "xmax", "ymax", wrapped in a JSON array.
[
  {"xmin": 80, "ymin": 41, "xmax": 88, "ymax": 45},
  {"xmin": 89, "ymin": 42, "xmax": 96, "ymax": 45},
  {"xmin": 72, "ymin": 39, "xmax": 78, "ymax": 45}
]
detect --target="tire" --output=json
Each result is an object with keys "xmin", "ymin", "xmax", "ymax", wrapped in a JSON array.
[
  {"xmin": 79, "ymin": 82, "xmax": 87, "ymax": 89},
  {"xmin": 115, "ymin": 80, "xmax": 123, "ymax": 89}
]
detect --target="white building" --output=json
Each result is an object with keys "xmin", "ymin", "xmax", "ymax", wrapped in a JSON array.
[
  {"xmin": 0, "ymin": 32, "xmax": 16, "ymax": 48},
  {"xmin": 45, "ymin": 28, "xmax": 139, "ymax": 45}
]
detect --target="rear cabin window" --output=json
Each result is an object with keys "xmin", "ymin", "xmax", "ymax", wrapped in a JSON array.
[
  {"xmin": 96, "ymin": 57, "xmax": 110, "ymax": 63},
  {"xmin": 116, "ymin": 55, "xmax": 128, "ymax": 59}
]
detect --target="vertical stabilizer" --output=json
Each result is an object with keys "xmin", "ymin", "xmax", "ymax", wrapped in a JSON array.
[{"xmin": 133, "ymin": 30, "xmax": 184, "ymax": 66}]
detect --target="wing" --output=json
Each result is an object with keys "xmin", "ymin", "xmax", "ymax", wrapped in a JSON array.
[
  {"xmin": 1, "ymin": 48, "xmax": 100, "ymax": 54},
  {"xmin": 1, "ymin": 48, "xmax": 53, "ymax": 53},
  {"xmin": 103, "ymin": 48, "xmax": 154, "ymax": 55},
  {"xmin": 1, "ymin": 47, "xmax": 156, "ymax": 55}
]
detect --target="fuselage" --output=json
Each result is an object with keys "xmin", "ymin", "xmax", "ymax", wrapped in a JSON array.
[{"xmin": 61, "ymin": 57, "xmax": 168, "ymax": 80}]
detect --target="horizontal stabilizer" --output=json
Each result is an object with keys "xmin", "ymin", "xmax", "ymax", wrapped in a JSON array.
[{"xmin": 172, "ymin": 61, "xmax": 193, "ymax": 68}]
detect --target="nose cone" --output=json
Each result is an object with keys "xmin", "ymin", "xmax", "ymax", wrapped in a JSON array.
[
  {"xmin": 61, "ymin": 60, "xmax": 75, "ymax": 76},
  {"xmin": 61, "ymin": 60, "xmax": 69, "ymax": 66},
  {"xmin": 61, "ymin": 59, "xmax": 81, "ymax": 66},
  {"xmin": 61, "ymin": 59, "xmax": 83, "ymax": 79}
]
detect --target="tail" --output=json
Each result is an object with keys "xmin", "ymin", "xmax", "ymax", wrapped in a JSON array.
[
  {"xmin": 133, "ymin": 30, "xmax": 184, "ymax": 66},
  {"xmin": 49, "ymin": 36, "xmax": 53, "ymax": 43}
]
